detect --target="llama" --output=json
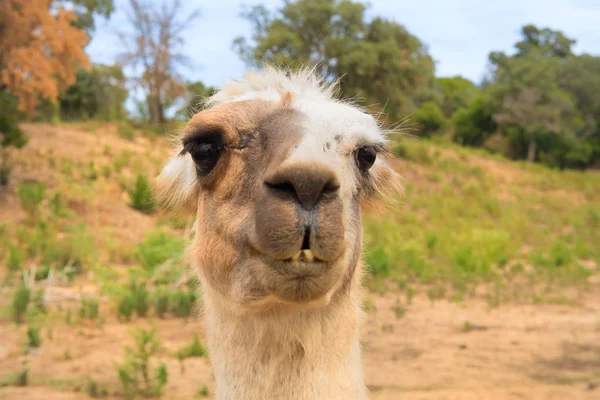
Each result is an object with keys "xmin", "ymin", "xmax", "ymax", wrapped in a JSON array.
[{"xmin": 156, "ymin": 67, "xmax": 400, "ymax": 399}]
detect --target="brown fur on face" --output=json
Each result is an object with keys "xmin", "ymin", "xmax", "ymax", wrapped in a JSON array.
[{"xmin": 158, "ymin": 98, "xmax": 399, "ymax": 313}]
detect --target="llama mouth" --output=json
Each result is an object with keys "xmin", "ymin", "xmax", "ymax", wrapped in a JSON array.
[{"xmin": 284, "ymin": 249, "xmax": 320, "ymax": 263}]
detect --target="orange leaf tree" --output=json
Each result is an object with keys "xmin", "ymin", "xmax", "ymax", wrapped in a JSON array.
[{"xmin": 0, "ymin": 0, "xmax": 91, "ymax": 114}]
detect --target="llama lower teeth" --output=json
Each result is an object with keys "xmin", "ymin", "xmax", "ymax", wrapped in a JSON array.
[
  {"xmin": 291, "ymin": 251, "xmax": 302, "ymax": 261},
  {"xmin": 302, "ymin": 250, "xmax": 315, "ymax": 262}
]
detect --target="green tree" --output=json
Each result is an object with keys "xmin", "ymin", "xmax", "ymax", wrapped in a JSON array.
[
  {"xmin": 436, "ymin": 76, "xmax": 479, "ymax": 117},
  {"xmin": 412, "ymin": 102, "xmax": 447, "ymax": 137},
  {"xmin": 471, "ymin": 25, "xmax": 594, "ymax": 167},
  {"xmin": 59, "ymin": 63, "xmax": 128, "ymax": 121},
  {"xmin": 176, "ymin": 81, "xmax": 216, "ymax": 119},
  {"xmin": 233, "ymin": 0, "xmax": 435, "ymax": 123}
]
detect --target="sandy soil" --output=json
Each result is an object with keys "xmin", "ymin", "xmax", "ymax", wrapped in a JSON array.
[
  {"xmin": 1, "ymin": 292, "xmax": 599, "ymax": 400},
  {"xmin": 1, "ymin": 124, "xmax": 599, "ymax": 399}
]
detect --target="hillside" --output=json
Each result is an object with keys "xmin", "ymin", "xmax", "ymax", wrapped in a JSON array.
[{"xmin": 0, "ymin": 123, "xmax": 599, "ymax": 399}]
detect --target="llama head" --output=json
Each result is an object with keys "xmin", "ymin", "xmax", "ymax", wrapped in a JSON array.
[{"xmin": 157, "ymin": 67, "xmax": 400, "ymax": 314}]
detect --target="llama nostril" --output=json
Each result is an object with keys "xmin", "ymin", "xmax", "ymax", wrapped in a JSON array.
[{"xmin": 265, "ymin": 181, "xmax": 296, "ymax": 194}]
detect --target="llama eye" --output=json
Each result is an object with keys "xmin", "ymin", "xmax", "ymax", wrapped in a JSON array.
[
  {"xmin": 190, "ymin": 142, "xmax": 221, "ymax": 176},
  {"xmin": 355, "ymin": 146, "xmax": 377, "ymax": 172}
]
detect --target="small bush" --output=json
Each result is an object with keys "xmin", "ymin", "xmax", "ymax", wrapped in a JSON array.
[
  {"xmin": 393, "ymin": 141, "xmax": 432, "ymax": 164},
  {"xmin": 79, "ymin": 297, "xmax": 100, "ymax": 320},
  {"xmin": 171, "ymin": 289, "xmax": 197, "ymax": 319},
  {"xmin": 17, "ymin": 182, "xmax": 46, "ymax": 221},
  {"xmin": 413, "ymin": 101, "xmax": 447, "ymax": 137},
  {"xmin": 33, "ymin": 288, "xmax": 46, "ymax": 313},
  {"xmin": 365, "ymin": 247, "xmax": 391, "ymax": 277},
  {"xmin": 177, "ymin": 334, "xmax": 207, "ymax": 359},
  {"xmin": 0, "ymin": 163, "xmax": 9, "ymax": 186},
  {"xmin": 117, "ymin": 122, "xmax": 135, "ymax": 141},
  {"xmin": 42, "ymin": 224, "xmax": 96, "ymax": 276},
  {"xmin": 129, "ymin": 174, "xmax": 155, "ymax": 214},
  {"xmin": 26, "ymin": 326, "xmax": 42, "ymax": 348},
  {"xmin": 12, "ymin": 284, "xmax": 30, "ymax": 323},
  {"xmin": 393, "ymin": 299, "xmax": 406, "ymax": 319},
  {"xmin": 49, "ymin": 192, "xmax": 70, "ymax": 217},
  {"xmin": 132, "ymin": 281, "xmax": 150, "ymax": 318},
  {"xmin": 136, "ymin": 229, "xmax": 185, "ymax": 271},
  {"xmin": 154, "ymin": 289, "xmax": 170, "ymax": 318},
  {"xmin": 7, "ymin": 245, "xmax": 24, "ymax": 271},
  {"xmin": 117, "ymin": 327, "xmax": 168, "ymax": 399},
  {"xmin": 100, "ymin": 165, "xmax": 112, "ymax": 178},
  {"xmin": 195, "ymin": 385, "xmax": 210, "ymax": 398},
  {"xmin": 118, "ymin": 295, "xmax": 135, "ymax": 322}
]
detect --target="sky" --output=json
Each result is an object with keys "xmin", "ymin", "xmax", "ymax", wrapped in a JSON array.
[{"xmin": 87, "ymin": 0, "xmax": 600, "ymax": 89}]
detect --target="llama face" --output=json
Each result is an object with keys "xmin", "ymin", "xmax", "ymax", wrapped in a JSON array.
[{"xmin": 157, "ymin": 70, "xmax": 399, "ymax": 313}]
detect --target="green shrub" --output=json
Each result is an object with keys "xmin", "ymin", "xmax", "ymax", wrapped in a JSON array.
[
  {"xmin": 413, "ymin": 101, "xmax": 448, "ymax": 137},
  {"xmin": 131, "ymin": 281, "xmax": 150, "ymax": 317},
  {"xmin": 7, "ymin": 245, "xmax": 24, "ymax": 271},
  {"xmin": 117, "ymin": 327, "xmax": 168, "ymax": 399},
  {"xmin": 129, "ymin": 174, "xmax": 155, "ymax": 214},
  {"xmin": 118, "ymin": 280, "xmax": 150, "ymax": 321},
  {"xmin": 118, "ymin": 295, "xmax": 135, "ymax": 322},
  {"xmin": 26, "ymin": 326, "xmax": 42, "ymax": 348},
  {"xmin": 177, "ymin": 333, "xmax": 207, "ymax": 359},
  {"xmin": 49, "ymin": 192, "xmax": 70, "ymax": 217},
  {"xmin": 365, "ymin": 247, "xmax": 391, "ymax": 277},
  {"xmin": 154, "ymin": 289, "xmax": 170, "ymax": 318},
  {"xmin": 195, "ymin": 385, "xmax": 210, "ymax": 398},
  {"xmin": 117, "ymin": 122, "xmax": 135, "ymax": 141},
  {"xmin": 171, "ymin": 289, "xmax": 197, "ymax": 319},
  {"xmin": 136, "ymin": 229, "xmax": 185, "ymax": 271},
  {"xmin": 79, "ymin": 297, "xmax": 100, "ymax": 320},
  {"xmin": 0, "ymin": 162, "xmax": 9, "ymax": 186},
  {"xmin": 33, "ymin": 288, "xmax": 46, "ymax": 313},
  {"xmin": 17, "ymin": 182, "xmax": 46, "ymax": 221},
  {"xmin": 393, "ymin": 140, "xmax": 432, "ymax": 164},
  {"xmin": 41, "ymin": 228, "xmax": 96, "ymax": 279},
  {"xmin": 100, "ymin": 165, "xmax": 112, "ymax": 178},
  {"xmin": 12, "ymin": 284, "xmax": 30, "ymax": 323}
]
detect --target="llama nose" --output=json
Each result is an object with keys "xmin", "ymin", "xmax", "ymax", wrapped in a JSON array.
[{"xmin": 264, "ymin": 164, "xmax": 340, "ymax": 211}]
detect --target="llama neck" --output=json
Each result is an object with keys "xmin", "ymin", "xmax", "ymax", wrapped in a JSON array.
[{"xmin": 202, "ymin": 287, "xmax": 367, "ymax": 400}]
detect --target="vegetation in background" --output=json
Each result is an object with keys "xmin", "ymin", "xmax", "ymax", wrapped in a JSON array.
[
  {"xmin": 26, "ymin": 326, "xmax": 42, "ymax": 348},
  {"xmin": 363, "ymin": 137, "xmax": 599, "ymax": 303},
  {"xmin": 12, "ymin": 284, "xmax": 31, "ymax": 324},
  {"xmin": 176, "ymin": 333, "xmax": 207, "ymax": 359},
  {"xmin": 117, "ymin": 327, "xmax": 168, "ymax": 399},
  {"xmin": 234, "ymin": 0, "xmax": 435, "ymax": 123},
  {"xmin": 117, "ymin": 0, "xmax": 200, "ymax": 124},
  {"xmin": 129, "ymin": 174, "xmax": 156, "ymax": 214},
  {"xmin": 17, "ymin": 182, "xmax": 46, "ymax": 222}
]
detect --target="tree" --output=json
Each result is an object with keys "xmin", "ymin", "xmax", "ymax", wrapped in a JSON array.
[
  {"xmin": 0, "ymin": 0, "xmax": 90, "ymax": 113},
  {"xmin": 176, "ymin": 81, "xmax": 217, "ymax": 120},
  {"xmin": 233, "ymin": 0, "xmax": 435, "ymax": 123},
  {"xmin": 56, "ymin": 0, "xmax": 115, "ymax": 33},
  {"xmin": 412, "ymin": 102, "xmax": 447, "ymax": 137},
  {"xmin": 436, "ymin": 76, "xmax": 479, "ymax": 117},
  {"xmin": 118, "ymin": 0, "xmax": 201, "ymax": 125},
  {"xmin": 475, "ymin": 25, "xmax": 593, "ymax": 166},
  {"xmin": 514, "ymin": 24, "xmax": 575, "ymax": 59},
  {"xmin": 0, "ymin": 0, "xmax": 96, "ymax": 184},
  {"xmin": 59, "ymin": 64, "xmax": 128, "ymax": 121}
]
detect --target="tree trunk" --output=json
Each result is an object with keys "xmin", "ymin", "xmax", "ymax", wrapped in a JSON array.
[
  {"xmin": 147, "ymin": 94, "xmax": 165, "ymax": 124},
  {"xmin": 527, "ymin": 139, "xmax": 536, "ymax": 162}
]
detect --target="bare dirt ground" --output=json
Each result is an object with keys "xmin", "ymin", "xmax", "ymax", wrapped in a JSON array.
[
  {"xmin": 1, "ymin": 124, "xmax": 599, "ymax": 399},
  {"xmin": 1, "ymin": 292, "xmax": 599, "ymax": 400}
]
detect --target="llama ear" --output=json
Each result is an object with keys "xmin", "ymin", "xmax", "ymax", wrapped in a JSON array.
[{"xmin": 155, "ymin": 147, "xmax": 200, "ymax": 211}]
